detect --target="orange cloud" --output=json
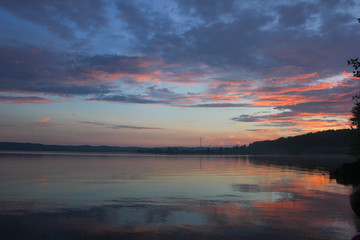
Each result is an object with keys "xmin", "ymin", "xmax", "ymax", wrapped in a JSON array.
[
  {"xmin": 32, "ymin": 117, "xmax": 57, "ymax": 128},
  {"xmin": 264, "ymin": 72, "xmax": 318, "ymax": 85},
  {"xmin": 40, "ymin": 117, "xmax": 51, "ymax": 122},
  {"xmin": 341, "ymin": 71, "xmax": 360, "ymax": 80},
  {"xmin": 83, "ymin": 70, "xmax": 162, "ymax": 84},
  {"xmin": 180, "ymin": 94, "xmax": 245, "ymax": 102},
  {"xmin": 246, "ymin": 129, "xmax": 281, "ymax": 133}
]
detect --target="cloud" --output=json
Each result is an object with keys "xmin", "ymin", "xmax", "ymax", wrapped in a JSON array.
[
  {"xmin": 0, "ymin": 45, "xmax": 162, "ymax": 97},
  {"xmin": 180, "ymin": 103, "xmax": 250, "ymax": 108},
  {"xmin": 275, "ymin": 101, "xmax": 352, "ymax": 115},
  {"xmin": 0, "ymin": 95, "xmax": 57, "ymax": 104},
  {"xmin": 32, "ymin": 117, "xmax": 56, "ymax": 127},
  {"xmin": 145, "ymin": 85, "xmax": 182, "ymax": 99},
  {"xmin": 0, "ymin": 0, "xmax": 108, "ymax": 40},
  {"xmin": 2, "ymin": 0, "xmax": 360, "ymax": 79},
  {"xmin": 87, "ymin": 94, "xmax": 165, "ymax": 104},
  {"xmin": 74, "ymin": 54, "xmax": 162, "ymax": 75},
  {"xmin": 39, "ymin": 117, "xmax": 51, "ymax": 122},
  {"xmin": 118, "ymin": 0, "xmax": 360, "ymax": 80},
  {"xmin": 245, "ymin": 129, "xmax": 282, "ymax": 133},
  {"xmin": 276, "ymin": 3, "xmax": 315, "ymax": 28},
  {"xmin": 232, "ymin": 107, "xmax": 350, "ymax": 131},
  {"xmin": 231, "ymin": 114, "xmax": 263, "ymax": 123},
  {"xmin": 78, "ymin": 121, "xmax": 164, "ymax": 130},
  {"xmin": 0, "ymin": 0, "xmax": 360, "ymax": 138}
]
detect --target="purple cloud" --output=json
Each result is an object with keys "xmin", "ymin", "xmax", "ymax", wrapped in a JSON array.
[
  {"xmin": 0, "ymin": 0, "xmax": 108, "ymax": 40},
  {"xmin": 0, "ymin": 95, "xmax": 57, "ymax": 104}
]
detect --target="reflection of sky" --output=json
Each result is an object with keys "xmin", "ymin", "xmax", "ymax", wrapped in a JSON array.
[{"xmin": 0, "ymin": 153, "xmax": 355, "ymax": 239}]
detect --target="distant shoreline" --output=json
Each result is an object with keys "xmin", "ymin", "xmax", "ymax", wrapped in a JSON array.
[{"xmin": 0, "ymin": 129, "xmax": 354, "ymax": 155}]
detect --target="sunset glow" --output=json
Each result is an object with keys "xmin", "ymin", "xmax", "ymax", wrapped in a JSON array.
[{"xmin": 1, "ymin": 0, "xmax": 360, "ymax": 146}]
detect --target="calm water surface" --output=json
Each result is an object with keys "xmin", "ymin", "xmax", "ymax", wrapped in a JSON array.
[{"xmin": 0, "ymin": 152, "xmax": 356, "ymax": 239}]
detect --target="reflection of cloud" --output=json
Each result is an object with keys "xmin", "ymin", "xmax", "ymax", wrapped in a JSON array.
[
  {"xmin": 0, "ymin": 154, "xmax": 354, "ymax": 239},
  {"xmin": 14, "ymin": 190, "xmax": 344, "ymax": 238},
  {"xmin": 231, "ymin": 184, "xmax": 262, "ymax": 192},
  {"xmin": 80, "ymin": 180, "xmax": 127, "ymax": 185},
  {"xmin": 36, "ymin": 178, "xmax": 47, "ymax": 185}
]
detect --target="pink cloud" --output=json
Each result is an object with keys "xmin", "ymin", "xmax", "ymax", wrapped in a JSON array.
[
  {"xmin": 40, "ymin": 117, "xmax": 51, "ymax": 122},
  {"xmin": 246, "ymin": 129, "xmax": 281, "ymax": 133},
  {"xmin": 32, "ymin": 117, "xmax": 56, "ymax": 128}
]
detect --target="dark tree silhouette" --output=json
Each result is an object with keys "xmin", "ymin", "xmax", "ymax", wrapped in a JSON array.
[
  {"xmin": 351, "ymin": 96, "xmax": 360, "ymax": 157},
  {"xmin": 347, "ymin": 18, "xmax": 360, "ymax": 77},
  {"xmin": 351, "ymin": 97, "xmax": 360, "ymax": 129},
  {"xmin": 348, "ymin": 58, "xmax": 360, "ymax": 78},
  {"xmin": 349, "ymin": 18, "xmax": 360, "ymax": 157}
]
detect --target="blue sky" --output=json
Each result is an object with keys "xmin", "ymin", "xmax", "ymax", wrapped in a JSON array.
[{"xmin": 1, "ymin": 0, "xmax": 360, "ymax": 146}]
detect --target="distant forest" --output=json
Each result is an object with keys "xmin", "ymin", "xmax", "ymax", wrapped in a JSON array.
[
  {"xmin": 246, "ymin": 129, "xmax": 351, "ymax": 155},
  {"xmin": 0, "ymin": 129, "xmax": 353, "ymax": 155}
]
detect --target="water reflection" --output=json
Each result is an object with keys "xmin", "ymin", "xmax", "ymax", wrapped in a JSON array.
[
  {"xmin": 331, "ymin": 160, "xmax": 360, "ymax": 238},
  {"xmin": 351, "ymin": 186, "xmax": 360, "ymax": 235},
  {"xmin": 0, "ymin": 152, "xmax": 356, "ymax": 239}
]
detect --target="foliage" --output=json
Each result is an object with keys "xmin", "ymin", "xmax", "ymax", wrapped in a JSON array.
[
  {"xmin": 348, "ymin": 18, "xmax": 360, "ymax": 157},
  {"xmin": 348, "ymin": 58, "xmax": 360, "ymax": 78},
  {"xmin": 350, "ymin": 96, "xmax": 360, "ymax": 156},
  {"xmin": 351, "ymin": 96, "xmax": 360, "ymax": 129},
  {"xmin": 248, "ymin": 129, "xmax": 352, "ymax": 155}
]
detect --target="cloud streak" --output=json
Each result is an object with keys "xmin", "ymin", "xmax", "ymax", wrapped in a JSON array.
[
  {"xmin": 32, "ymin": 117, "xmax": 57, "ymax": 128},
  {"xmin": 0, "ymin": 95, "xmax": 57, "ymax": 104},
  {"xmin": 78, "ymin": 121, "xmax": 164, "ymax": 130}
]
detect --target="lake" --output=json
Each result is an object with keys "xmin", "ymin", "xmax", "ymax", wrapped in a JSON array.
[{"xmin": 0, "ymin": 152, "xmax": 357, "ymax": 240}]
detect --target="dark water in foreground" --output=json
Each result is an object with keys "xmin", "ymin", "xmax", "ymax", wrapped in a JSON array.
[{"xmin": 0, "ymin": 152, "xmax": 356, "ymax": 239}]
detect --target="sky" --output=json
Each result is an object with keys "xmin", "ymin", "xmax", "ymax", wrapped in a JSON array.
[{"xmin": 0, "ymin": 0, "xmax": 360, "ymax": 147}]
